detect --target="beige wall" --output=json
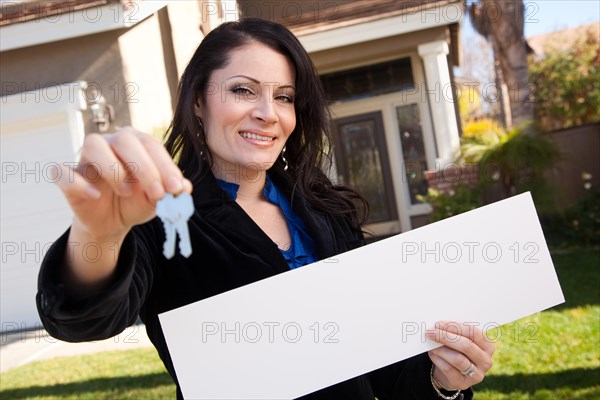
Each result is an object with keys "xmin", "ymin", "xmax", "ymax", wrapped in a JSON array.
[
  {"xmin": 118, "ymin": 13, "xmax": 174, "ymax": 135},
  {"xmin": 0, "ymin": 3, "xmax": 207, "ymax": 137},
  {"xmin": 1, "ymin": 28, "xmax": 130, "ymax": 134},
  {"xmin": 166, "ymin": 2, "xmax": 206, "ymax": 79},
  {"xmin": 155, "ymin": 3, "xmax": 207, "ymax": 115},
  {"xmin": 118, "ymin": 4, "xmax": 206, "ymax": 135}
]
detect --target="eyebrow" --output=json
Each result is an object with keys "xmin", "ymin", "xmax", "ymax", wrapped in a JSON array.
[{"xmin": 226, "ymin": 75, "xmax": 295, "ymax": 90}]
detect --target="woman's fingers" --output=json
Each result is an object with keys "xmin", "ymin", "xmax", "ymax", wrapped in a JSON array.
[
  {"xmin": 427, "ymin": 321, "xmax": 494, "ymax": 360},
  {"xmin": 426, "ymin": 320, "xmax": 495, "ymax": 387},
  {"xmin": 105, "ymin": 129, "xmax": 166, "ymax": 201},
  {"xmin": 434, "ymin": 321, "xmax": 496, "ymax": 356},
  {"xmin": 106, "ymin": 127, "xmax": 193, "ymax": 199},
  {"xmin": 55, "ymin": 127, "xmax": 192, "ymax": 217},
  {"xmin": 51, "ymin": 127, "xmax": 193, "ymax": 243},
  {"xmin": 430, "ymin": 345, "xmax": 473, "ymax": 376},
  {"xmin": 428, "ymin": 351, "xmax": 480, "ymax": 390},
  {"xmin": 136, "ymin": 132, "xmax": 190, "ymax": 194},
  {"xmin": 79, "ymin": 133, "xmax": 132, "ymax": 197},
  {"xmin": 52, "ymin": 162, "xmax": 101, "ymax": 200},
  {"xmin": 426, "ymin": 328, "xmax": 492, "ymax": 373},
  {"xmin": 182, "ymin": 177, "xmax": 193, "ymax": 194},
  {"xmin": 429, "ymin": 346, "xmax": 485, "ymax": 382}
]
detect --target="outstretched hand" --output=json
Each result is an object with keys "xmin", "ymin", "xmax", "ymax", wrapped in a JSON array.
[{"xmin": 52, "ymin": 126, "xmax": 193, "ymax": 241}]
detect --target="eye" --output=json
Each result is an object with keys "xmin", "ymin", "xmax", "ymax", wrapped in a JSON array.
[
  {"xmin": 275, "ymin": 94, "xmax": 295, "ymax": 104},
  {"xmin": 232, "ymin": 86, "xmax": 253, "ymax": 95},
  {"xmin": 231, "ymin": 85, "xmax": 258, "ymax": 100}
]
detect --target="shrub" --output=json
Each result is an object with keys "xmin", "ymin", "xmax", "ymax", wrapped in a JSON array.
[
  {"xmin": 541, "ymin": 190, "xmax": 600, "ymax": 248},
  {"xmin": 529, "ymin": 25, "xmax": 600, "ymax": 132},
  {"xmin": 460, "ymin": 123, "xmax": 560, "ymax": 199},
  {"xmin": 417, "ymin": 184, "xmax": 483, "ymax": 222},
  {"xmin": 461, "ymin": 118, "xmax": 504, "ymax": 140}
]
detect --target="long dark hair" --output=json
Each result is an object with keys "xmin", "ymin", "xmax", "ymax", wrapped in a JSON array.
[{"xmin": 164, "ymin": 18, "xmax": 368, "ymax": 230}]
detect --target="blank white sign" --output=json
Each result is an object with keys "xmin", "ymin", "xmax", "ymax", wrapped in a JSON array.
[{"xmin": 159, "ymin": 192, "xmax": 565, "ymax": 399}]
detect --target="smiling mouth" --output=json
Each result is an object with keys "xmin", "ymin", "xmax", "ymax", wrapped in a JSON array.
[{"xmin": 239, "ymin": 131, "xmax": 275, "ymax": 141}]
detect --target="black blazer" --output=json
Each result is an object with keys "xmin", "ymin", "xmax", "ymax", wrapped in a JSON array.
[{"xmin": 36, "ymin": 168, "xmax": 472, "ymax": 400}]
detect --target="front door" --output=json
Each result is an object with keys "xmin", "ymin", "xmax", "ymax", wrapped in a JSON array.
[
  {"xmin": 323, "ymin": 56, "xmax": 436, "ymax": 237},
  {"xmin": 330, "ymin": 93, "xmax": 436, "ymax": 237},
  {"xmin": 331, "ymin": 112, "xmax": 398, "ymax": 227}
]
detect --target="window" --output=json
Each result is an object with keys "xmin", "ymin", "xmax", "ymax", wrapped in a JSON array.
[
  {"xmin": 321, "ymin": 58, "xmax": 414, "ymax": 103},
  {"xmin": 396, "ymin": 104, "xmax": 428, "ymax": 204}
]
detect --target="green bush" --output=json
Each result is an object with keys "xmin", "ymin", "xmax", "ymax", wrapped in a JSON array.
[
  {"xmin": 459, "ymin": 123, "xmax": 560, "ymax": 211},
  {"xmin": 425, "ymin": 123, "xmax": 561, "ymax": 222},
  {"xmin": 417, "ymin": 184, "xmax": 483, "ymax": 222},
  {"xmin": 540, "ymin": 190, "xmax": 600, "ymax": 248},
  {"xmin": 529, "ymin": 26, "xmax": 600, "ymax": 132}
]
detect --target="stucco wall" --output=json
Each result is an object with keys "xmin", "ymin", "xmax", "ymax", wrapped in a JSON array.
[
  {"xmin": 117, "ymin": 13, "xmax": 174, "ymax": 135},
  {"xmin": 1, "ymin": 28, "xmax": 130, "ymax": 134},
  {"xmin": 0, "ymin": 10, "xmax": 190, "ymax": 136},
  {"xmin": 166, "ymin": 2, "xmax": 205, "ymax": 79},
  {"xmin": 117, "ymin": 2, "xmax": 207, "ymax": 135}
]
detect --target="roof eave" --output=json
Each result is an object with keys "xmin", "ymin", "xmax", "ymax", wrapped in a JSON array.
[
  {"xmin": 0, "ymin": 1, "xmax": 169, "ymax": 52},
  {"xmin": 297, "ymin": 2, "xmax": 465, "ymax": 54}
]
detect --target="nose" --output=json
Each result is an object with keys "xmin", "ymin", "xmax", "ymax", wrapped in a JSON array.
[{"xmin": 250, "ymin": 89, "xmax": 278, "ymax": 124}]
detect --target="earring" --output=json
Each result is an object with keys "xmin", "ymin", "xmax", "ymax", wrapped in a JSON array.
[
  {"xmin": 281, "ymin": 145, "xmax": 289, "ymax": 172},
  {"xmin": 196, "ymin": 118, "xmax": 204, "ymax": 137}
]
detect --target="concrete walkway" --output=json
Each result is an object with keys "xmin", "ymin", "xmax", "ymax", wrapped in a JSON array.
[{"xmin": 0, "ymin": 324, "xmax": 153, "ymax": 373}]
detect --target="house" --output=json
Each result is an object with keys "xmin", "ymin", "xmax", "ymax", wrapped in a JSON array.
[
  {"xmin": 0, "ymin": 0, "xmax": 231, "ymax": 333},
  {"xmin": 262, "ymin": 0, "xmax": 465, "ymax": 234},
  {"xmin": 0, "ymin": 0, "xmax": 465, "ymax": 331}
]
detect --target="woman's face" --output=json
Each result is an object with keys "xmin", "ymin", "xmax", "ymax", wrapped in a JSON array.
[{"xmin": 195, "ymin": 41, "xmax": 296, "ymax": 181}]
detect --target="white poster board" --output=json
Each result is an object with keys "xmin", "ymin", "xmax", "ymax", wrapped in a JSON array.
[{"xmin": 159, "ymin": 192, "xmax": 565, "ymax": 399}]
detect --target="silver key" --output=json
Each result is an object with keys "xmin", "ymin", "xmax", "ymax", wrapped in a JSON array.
[
  {"xmin": 173, "ymin": 193, "xmax": 194, "ymax": 258},
  {"xmin": 156, "ymin": 194, "xmax": 177, "ymax": 259},
  {"xmin": 156, "ymin": 193, "xmax": 194, "ymax": 259}
]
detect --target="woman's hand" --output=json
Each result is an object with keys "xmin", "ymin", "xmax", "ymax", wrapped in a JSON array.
[
  {"xmin": 427, "ymin": 321, "xmax": 495, "ymax": 391},
  {"xmin": 53, "ymin": 126, "xmax": 193, "ymax": 241},
  {"xmin": 52, "ymin": 126, "xmax": 194, "ymax": 287}
]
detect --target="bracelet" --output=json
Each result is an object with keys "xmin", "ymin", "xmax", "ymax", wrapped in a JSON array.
[{"xmin": 430, "ymin": 365, "xmax": 462, "ymax": 400}]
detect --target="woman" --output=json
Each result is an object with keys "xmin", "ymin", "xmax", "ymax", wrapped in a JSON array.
[{"xmin": 37, "ymin": 18, "xmax": 494, "ymax": 399}]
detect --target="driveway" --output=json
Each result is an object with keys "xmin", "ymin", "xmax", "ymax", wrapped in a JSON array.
[{"xmin": 0, "ymin": 324, "xmax": 152, "ymax": 373}]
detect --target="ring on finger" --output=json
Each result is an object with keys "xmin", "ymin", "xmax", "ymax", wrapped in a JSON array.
[{"xmin": 460, "ymin": 362, "xmax": 476, "ymax": 377}]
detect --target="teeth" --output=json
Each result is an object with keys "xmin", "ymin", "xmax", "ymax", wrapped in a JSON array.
[{"xmin": 239, "ymin": 132, "xmax": 274, "ymax": 141}]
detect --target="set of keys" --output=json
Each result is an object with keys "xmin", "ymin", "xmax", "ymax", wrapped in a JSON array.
[{"xmin": 156, "ymin": 193, "xmax": 195, "ymax": 259}]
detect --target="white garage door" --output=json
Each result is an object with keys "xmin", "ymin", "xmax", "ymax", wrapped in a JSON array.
[{"xmin": 1, "ymin": 82, "xmax": 86, "ymax": 333}]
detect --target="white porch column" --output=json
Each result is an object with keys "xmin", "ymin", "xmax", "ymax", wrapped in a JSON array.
[{"xmin": 418, "ymin": 40, "xmax": 461, "ymax": 165}]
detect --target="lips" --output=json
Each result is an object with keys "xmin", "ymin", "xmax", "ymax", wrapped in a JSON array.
[{"xmin": 239, "ymin": 131, "xmax": 275, "ymax": 141}]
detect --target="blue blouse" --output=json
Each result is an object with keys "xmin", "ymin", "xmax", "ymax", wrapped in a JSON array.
[{"xmin": 216, "ymin": 176, "xmax": 316, "ymax": 269}]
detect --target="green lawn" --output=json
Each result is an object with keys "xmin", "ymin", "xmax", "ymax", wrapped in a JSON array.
[
  {"xmin": 0, "ymin": 348, "xmax": 175, "ymax": 399},
  {"xmin": 1, "ymin": 250, "xmax": 598, "ymax": 399},
  {"xmin": 475, "ymin": 249, "xmax": 600, "ymax": 400}
]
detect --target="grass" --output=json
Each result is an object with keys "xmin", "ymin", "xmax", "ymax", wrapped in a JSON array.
[
  {"xmin": 474, "ymin": 249, "xmax": 600, "ymax": 399},
  {"xmin": 1, "ymin": 250, "xmax": 598, "ymax": 399},
  {"xmin": 0, "ymin": 348, "xmax": 175, "ymax": 399}
]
